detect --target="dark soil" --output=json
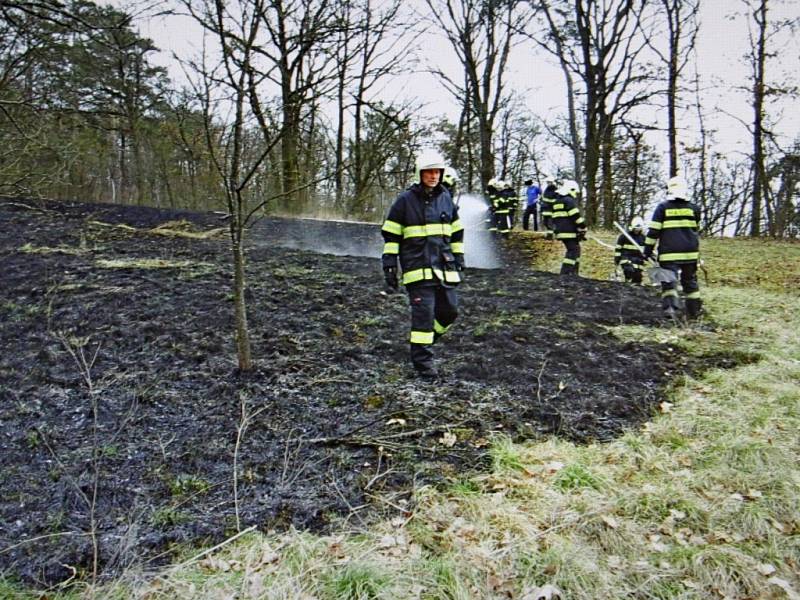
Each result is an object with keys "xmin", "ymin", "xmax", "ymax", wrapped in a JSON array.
[{"xmin": 0, "ymin": 199, "xmax": 733, "ymax": 587}]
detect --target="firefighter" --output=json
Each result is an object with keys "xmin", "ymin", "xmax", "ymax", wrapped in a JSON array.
[
  {"xmin": 614, "ymin": 216, "xmax": 646, "ymax": 284},
  {"xmin": 540, "ymin": 175, "xmax": 559, "ymax": 238},
  {"xmin": 442, "ymin": 167, "xmax": 460, "ymax": 201},
  {"xmin": 496, "ymin": 180, "xmax": 517, "ymax": 235},
  {"xmin": 381, "ymin": 149, "xmax": 465, "ymax": 378},
  {"xmin": 643, "ymin": 175, "xmax": 703, "ymax": 319},
  {"xmin": 551, "ymin": 179, "xmax": 587, "ymax": 275}
]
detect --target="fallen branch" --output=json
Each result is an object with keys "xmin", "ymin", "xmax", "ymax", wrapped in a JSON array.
[
  {"xmin": 171, "ymin": 526, "xmax": 257, "ymax": 570},
  {"xmin": 304, "ymin": 422, "xmax": 467, "ymax": 445}
]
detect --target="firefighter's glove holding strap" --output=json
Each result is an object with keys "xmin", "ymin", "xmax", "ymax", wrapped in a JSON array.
[{"xmin": 383, "ymin": 266, "xmax": 398, "ymax": 290}]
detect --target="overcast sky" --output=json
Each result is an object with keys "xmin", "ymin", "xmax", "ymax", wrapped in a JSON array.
[{"xmin": 128, "ymin": 0, "xmax": 799, "ymax": 174}]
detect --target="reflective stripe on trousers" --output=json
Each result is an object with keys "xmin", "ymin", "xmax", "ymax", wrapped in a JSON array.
[{"xmin": 407, "ymin": 285, "xmax": 459, "ymax": 370}]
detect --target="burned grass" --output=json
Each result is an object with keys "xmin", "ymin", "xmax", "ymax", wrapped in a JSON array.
[{"xmin": 0, "ymin": 199, "xmax": 747, "ymax": 587}]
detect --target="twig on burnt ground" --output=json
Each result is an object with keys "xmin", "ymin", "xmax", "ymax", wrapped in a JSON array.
[
  {"xmin": 536, "ymin": 353, "xmax": 550, "ymax": 404},
  {"xmin": 328, "ymin": 475, "xmax": 370, "ymax": 528},
  {"xmin": 55, "ymin": 333, "xmax": 102, "ymax": 584},
  {"xmin": 278, "ymin": 430, "xmax": 330, "ymax": 491},
  {"xmin": 302, "ymin": 420, "xmax": 470, "ymax": 450},
  {"xmin": 234, "ymin": 392, "xmax": 268, "ymax": 532}
]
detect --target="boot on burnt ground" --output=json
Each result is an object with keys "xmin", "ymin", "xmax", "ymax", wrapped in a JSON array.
[
  {"xmin": 685, "ymin": 297, "xmax": 703, "ymax": 320},
  {"xmin": 410, "ymin": 343, "xmax": 438, "ymax": 379}
]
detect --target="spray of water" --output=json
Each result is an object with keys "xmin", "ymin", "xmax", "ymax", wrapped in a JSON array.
[
  {"xmin": 456, "ymin": 193, "xmax": 502, "ymax": 269},
  {"xmin": 250, "ymin": 192, "xmax": 502, "ymax": 269}
]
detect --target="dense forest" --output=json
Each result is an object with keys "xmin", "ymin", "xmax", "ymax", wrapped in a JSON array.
[{"xmin": 1, "ymin": 0, "xmax": 798, "ymax": 235}]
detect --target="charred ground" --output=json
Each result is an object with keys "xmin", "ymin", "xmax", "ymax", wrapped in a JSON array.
[{"xmin": 0, "ymin": 199, "xmax": 738, "ymax": 586}]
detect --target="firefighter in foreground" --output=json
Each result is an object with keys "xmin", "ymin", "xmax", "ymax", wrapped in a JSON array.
[
  {"xmin": 551, "ymin": 179, "xmax": 587, "ymax": 275},
  {"xmin": 381, "ymin": 150, "xmax": 465, "ymax": 378},
  {"xmin": 643, "ymin": 175, "xmax": 703, "ymax": 319},
  {"xmin": 614, "ymin": 216, "xmax": 646, "ymax": 284}
]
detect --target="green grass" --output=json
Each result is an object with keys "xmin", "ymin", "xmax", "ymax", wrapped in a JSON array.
[{"xmin": 13, "ymin": 230, "xmax": 800, "ymax": 599}]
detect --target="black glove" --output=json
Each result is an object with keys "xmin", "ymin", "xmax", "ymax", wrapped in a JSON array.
[
  {"xmin": 455, "ymin": 257, "xmax": 465, "ymax": 272},
  {"xmin": 642, "ymin": 248, "xmax": 653, "ymax": 261},
  {"xmin": 545, "ymin": 231, "xmax": 554, "ymax": 240},
  {"xmin": 577, "ymin": 230, "xmax": 587, "ymax": 242},
  {"xmin": 383, "ymin": 266, "xmax": 398, "ymax": 290}
]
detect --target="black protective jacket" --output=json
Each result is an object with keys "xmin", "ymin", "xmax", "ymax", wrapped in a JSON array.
[
  {"xmin": 550, "ymin": 195, "xmax": 587, "ymax": 240},
  {"xmin": 541, "ymin": 184, "xmax": 559, "ymax": 230},
  {"xmin": 381, "ymin": 183, "xmax": 465, "ymax": 287},
  {"xmin": 614, "ymin": 231, "xmax": 646, "ymax": 264},
  {"xmin": 644, "ymin": 199, "xmax": 701, "ymax": 263}
]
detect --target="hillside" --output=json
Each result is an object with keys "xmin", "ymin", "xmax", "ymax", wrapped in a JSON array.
[{"xmin": 1, "ymin": 200, "xmax": 797, "ymax": 599}]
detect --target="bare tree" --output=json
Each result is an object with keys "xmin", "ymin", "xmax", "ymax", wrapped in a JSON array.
[
  {"xmin": 334, "ymin": 0, "xmax": 412, "ymax": 214},
  {"xmin": 252, "ymin": 0, "xmax": 341, "ymax": 208},
  {"xmin": 738, "ymin": 0, "xmax": 799, "ymax": 236},
  {"xmin": 425, "ymin": 0, "xmax": 530, "ymax": 191},
  {"xmin": 644, "ymin": 0, "xmax": 700, "ymax": 177},
  {"xmin": 746, "ymin": 0, "xmax": 769, "ymax": 236},
  {"xmin": 180, "ymin": 0, "xmax": 284, "ymax": 370},
  {"xmin": 527, "ymin": 0, "xmax": 583, "ymax": 184},
  {"xmin": 536, "ymin": 0, "xmax": 658, "ymax": 227}
]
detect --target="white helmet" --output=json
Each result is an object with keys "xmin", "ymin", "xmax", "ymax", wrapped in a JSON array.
[
  {"xmin": 630, "ymin": 216, "xmax": 646, "ymax": 231},
  {"xmin": 561, "ymin": 179, "xmax": 580, "ymax": 198},
  {"xmin": 442, "ymin": 166, "xmax": 460, "ymax": 188},
  {"xmin": 415, "ymin": 149, "xmax": 446, "ymax": 183},
  {"xmin": 544, "ymin": 174, "xmax": 556, "ymax": 184},
  {"xmin": 667, "ymin": 176, "xmax": 688, "ymax": 200}
]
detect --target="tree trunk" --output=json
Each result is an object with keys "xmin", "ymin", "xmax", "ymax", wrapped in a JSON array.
[
  {"xmin": 231, "ymin": 232, "xmax": 252, "ymax": 371},
  {"xmin": 600, "ymin": 117, "xmax": 615, "ymax": 226},
  {"xmin": 749, "ymin": 0, "xmax": 767, "ymax": 236}
]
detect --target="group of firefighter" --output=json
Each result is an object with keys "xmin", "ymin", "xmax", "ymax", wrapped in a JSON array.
[{"xmin": 381, "ymin": 149, "xmax": 703, "ymax": 378}]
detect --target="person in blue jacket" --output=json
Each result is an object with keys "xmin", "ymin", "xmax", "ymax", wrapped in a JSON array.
[
  {"xmin": 381, "ymin": 149, "xmax": 465, "ymax": 379},
  {"xmin": 522, "ymin": 178, "xmax": 541, "ymax": 231}
]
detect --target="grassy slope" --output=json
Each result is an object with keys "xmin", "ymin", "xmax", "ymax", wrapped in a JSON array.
[{"xmin": 4, "ymin": 232, "xmax": 799, "ymax": 600}]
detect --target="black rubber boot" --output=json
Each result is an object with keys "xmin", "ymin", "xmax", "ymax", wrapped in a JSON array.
[
  {"xmin": 410, "ymin": 343, "xmax": 436, "ymax": 379},
  {"xmin": 686, "ymin": 298, "xmax": 703, "ymax": 319}
]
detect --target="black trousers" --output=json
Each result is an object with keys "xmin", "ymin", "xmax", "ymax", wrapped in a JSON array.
[
  {"xmin": 523, "ymin": 205, "xmax": 539, "ymax": 231},
  {"xmin": 559, "ymin": 239, "xmax": 581, "ymax": 275},
  {"xmin": 407, "ymin": 284, "xmax": 459, "ymax": 370},
  {"xmin": 494, "ymin": 211, "xmax": 512, "ymax": 233},
  {"xmin": 621, "ymin": 260, "xmax": 643, "ymax": 284},
  {"xmin": 660, "ymin": 261, "xmax": 701, "ymax": 314}
]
